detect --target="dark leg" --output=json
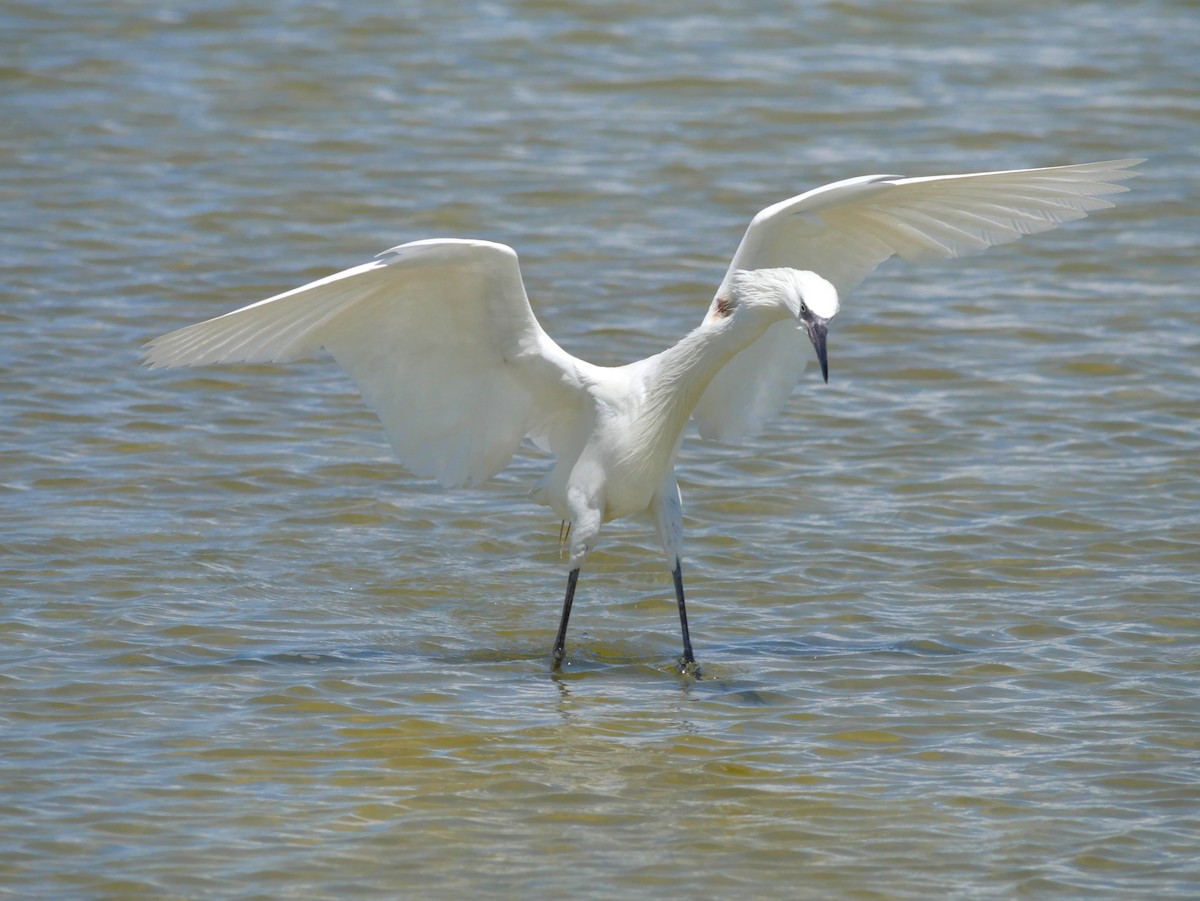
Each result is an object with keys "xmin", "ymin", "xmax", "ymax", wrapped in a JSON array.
[
  {"xmin": 552, "ymin": 568, "xmax": 580, "ymax": 669},
  {"xmin": 672, "ymin": 559, "xmax": 698, "ymax": 671}
]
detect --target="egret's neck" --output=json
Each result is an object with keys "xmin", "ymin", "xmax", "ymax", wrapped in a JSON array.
[{"xmin": 633, "ymin": 308, "xmax": 784, "ymax": 452}]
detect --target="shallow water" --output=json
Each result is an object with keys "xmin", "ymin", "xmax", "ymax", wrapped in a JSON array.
[{"xmin": 2, "ymin": 1, "xmax": 1198, "ymax": 898}]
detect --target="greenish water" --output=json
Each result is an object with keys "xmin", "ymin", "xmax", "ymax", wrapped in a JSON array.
[{"xmin": 2, "ymin": 1, "xmax": 1198, "ymax": 898}]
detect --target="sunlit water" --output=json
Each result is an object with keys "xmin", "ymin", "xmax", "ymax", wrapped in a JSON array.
[{"xmin": 3, "ymin": 1, "xmax": 1198, "ymax": 898}]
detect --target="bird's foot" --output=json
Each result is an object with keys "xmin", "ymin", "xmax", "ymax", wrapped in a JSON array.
[{"xmin": 677, "ymin": 657, "xmax": 702, "ymax": 679}]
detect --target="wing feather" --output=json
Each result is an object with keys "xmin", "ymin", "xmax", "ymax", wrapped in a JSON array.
[
  {"xmin": 145, "ymin": 239, "xmax": 585, "ymax": 488},
  {"xmin": 694, "ymin": 159, "xmax": 1142, "ymax": 442}
]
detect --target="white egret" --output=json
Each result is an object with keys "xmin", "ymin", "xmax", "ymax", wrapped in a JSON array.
[{"xmin": 145, "ymin": 159, "xmax": 1141, "ymax": 672}]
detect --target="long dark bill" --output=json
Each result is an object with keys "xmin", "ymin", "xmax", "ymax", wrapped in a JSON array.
[{"xmin": 806, "ymin": 316, "xmax": 830, "ymax": 384}]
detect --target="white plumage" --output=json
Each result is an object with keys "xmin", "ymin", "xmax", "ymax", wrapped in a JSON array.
[{"xmin": 145, "ymin": 159, "xmax": 1141, "ymax": 671}]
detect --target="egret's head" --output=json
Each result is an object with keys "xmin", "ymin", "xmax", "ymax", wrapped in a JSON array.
[{"xmin": 726, "ymin": 268, "xmax": 839, "ymax": 383}]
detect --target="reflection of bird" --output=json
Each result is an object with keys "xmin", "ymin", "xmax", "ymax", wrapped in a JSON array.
[{"xmin": 145, "ymin": 159, "xmax": 1141, "ymax": 672}]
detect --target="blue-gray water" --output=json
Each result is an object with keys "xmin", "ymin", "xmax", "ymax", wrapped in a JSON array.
[{"xmin": 2, "ymin": 2, "xmax": 1198, "ymax": 898}]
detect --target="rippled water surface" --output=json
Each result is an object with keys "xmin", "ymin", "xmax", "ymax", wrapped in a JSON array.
[{"xmin": 3, "ymin": 1, "xmax": 1198, "ymax": 898}]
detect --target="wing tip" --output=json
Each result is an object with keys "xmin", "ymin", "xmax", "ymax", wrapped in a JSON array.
[
  {"xmin": 140, "ymin": 335, "xmax": 186, "ymax": 369},
  {"xmin": 1078, "ymin": 157, "xmax": 1145, "ymax": 179},
  {"xmin": 141, "ymin": 346, "xmax": 205, "ymax": 370}
]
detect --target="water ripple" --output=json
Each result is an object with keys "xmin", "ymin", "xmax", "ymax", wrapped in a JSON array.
[{"xmin": 3, "ymin": 0, "xmax": 1198, "ymax": 898}]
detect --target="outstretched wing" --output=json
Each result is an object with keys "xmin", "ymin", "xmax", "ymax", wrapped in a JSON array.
[
  {"xmin": 693, "ymin": 159, "xmax": 1143, "ymax": 442},
  {"xmin": 145, "ymin": 239, "xmax": 586, "ymax": 488}
]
